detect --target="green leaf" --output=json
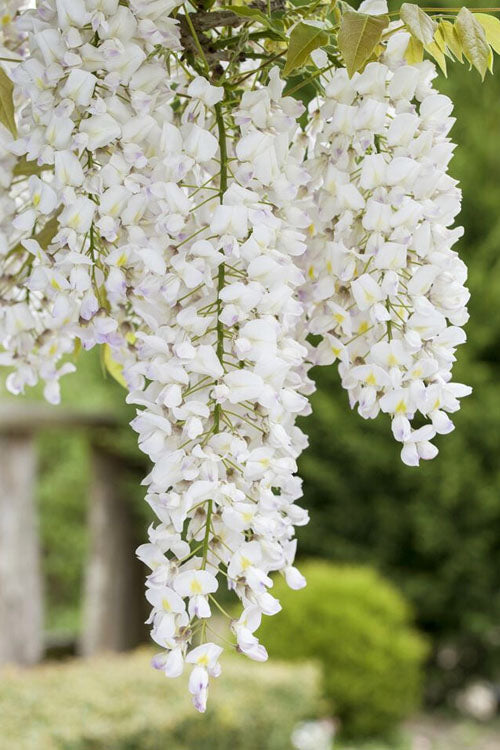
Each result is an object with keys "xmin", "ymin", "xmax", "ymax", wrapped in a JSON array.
[
  {"xmin": 0, "ymin": 67, "xmax": 17, "ymax": 137},
  {"xmin": 337, "ymin": 10, "xmax": 389, "ymax": 78},
  {"xmin": 400, "ymin": 3, "xmax": 437, "ymax": 46},
  {"xmin": 439, "ymin": 20, "xmax": 463, "ymax": 62},
  {"xmin": 13, "ymin": 156, "xmax": 53, "ymax": 178},
  {"xmin": 404, "ymin": 36, "xmax": 424, "ymax": 65},
  {"xmin": 102, "ymin": 344, "xmax": 127, "ymax": 389},
  {"xmin": 36, "ymin": 214, "xmax": 61, "ymax": 250},
  {"xmin": 283, "ymin": 22, "xmax": 329, "ymax": 77},
  {"xmin": 219, "ymin": 5, "xmax": 276, "ymax": 30},
  {"xmin": 456, "ymin": 7, "xmax": 491, "ymax": 80},
  {"xmin": 426, "ymin": 41, "xmax": 447, "ymax": 76},
  {"xmin": 433, "ymin": 25, "xmax": 446, "ymax": 52},
  {"xmin": 475, "ymin": 13, "xmax": 500, "ymax": 56}
]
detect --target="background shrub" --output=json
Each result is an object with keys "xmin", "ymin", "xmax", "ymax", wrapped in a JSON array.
[
  {"xmin": 258, "ymin": 562, "xmax": 428, "ymax": 738},
  {"xmin": 0, "ymin": 649, "xmax": 320, "ymax": 750}
]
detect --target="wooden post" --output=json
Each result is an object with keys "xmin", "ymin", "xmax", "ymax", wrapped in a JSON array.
[
  {"xmin": 0, "ymin": 403, "xmax": 121, "ymax": 666},
  {"xmin": 0, "ymin": 430, "xmax": 43, "ymax": 666},
  {"xmin": 80, "ymin": 444, "xmax": 147, "ymax": 655}
]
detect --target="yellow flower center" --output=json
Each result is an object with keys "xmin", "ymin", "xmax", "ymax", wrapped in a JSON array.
[
  {"xmin": 190, "ymin": 579, "xmax": 203, "ymax": 595},
  {"xmin": 396, "ymin": 400, "xmax": 407, "ymax": 414}
]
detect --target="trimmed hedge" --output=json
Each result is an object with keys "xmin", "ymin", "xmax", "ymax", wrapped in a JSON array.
[
  {"xmin": 258, "ymin": 562, "xmax": 428, "ymax": 739},
  {"xmin": 0, "ymin": 648, "xmax": 321, "ymax": 750}
]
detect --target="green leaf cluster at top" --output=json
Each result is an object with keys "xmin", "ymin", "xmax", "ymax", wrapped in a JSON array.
[
  {"xmin": 280, "ymin": 2, "xmax": 500, "ymax": 81},
  {"xmin": 279, "ymin": 3, "xmax": 499, "ymax": 78},
  {"xmin": 278, "ymin": 3, "xmax": 500, "ymax": 124},
  {"xmin": 187, "ymin": 2, "xmax": 500, "ymax": 126}
]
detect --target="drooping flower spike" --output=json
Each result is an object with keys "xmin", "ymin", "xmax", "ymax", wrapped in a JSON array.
[{"xmin": 302, "ymin": 33, "xmax": 471, "ymax": 466}]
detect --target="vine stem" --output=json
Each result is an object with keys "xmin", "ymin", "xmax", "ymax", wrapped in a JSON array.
[
  {"xmin": 183, "ymin": 4, "xmax": 210, "ymax": 74},
  {"xmin": 201, "ymin": 100, "xmax": 228, "ymax": 572},
  {"xmin": 213, "ymin": 100, "xmax": 228, "ymax": 433}
]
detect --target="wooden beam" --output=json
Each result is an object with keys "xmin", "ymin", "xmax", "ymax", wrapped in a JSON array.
[{"xmin": 0, "ymin": 403, "xmax": 120, "ymax": 434}]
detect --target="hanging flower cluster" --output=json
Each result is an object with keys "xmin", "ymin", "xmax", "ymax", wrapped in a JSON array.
[
  {"xmin": 0, "ymin": 0, "xmax": 479, "ymax": 711},
  {"xmin": 303, "ymin": 34, "xmax": 471, "ymax": 466},
  {"xmin": 130, "ymin": 73, "xmax": 313, "ymax": 709}
]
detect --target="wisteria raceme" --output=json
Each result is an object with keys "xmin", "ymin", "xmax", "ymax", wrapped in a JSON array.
[
  {"xmin": 303, "ymin": 32, "xmax": 471, "ymax": 466},
  {"xmin": 129, "ymin": 71, "xmax": 313, "ymax": 709},
  {"xmin": 0, "ymin": 0, "xmax": 473, "ymax": 712}
]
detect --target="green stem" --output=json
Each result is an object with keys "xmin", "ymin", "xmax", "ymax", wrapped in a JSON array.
[
  {"xmin": 229, "ymin": 51, "xmax": 286, "ymax": 86},
  {"xmin": 213, "ymin": 100, "xmax": 228, "ymax": 436},
  {"xmin": 175, "ymin": 225, "xmax": 208, "ymax": 248},
  {"xmin": 201, "ymin": 101, "xmax": 228, "ymax": 573},
  {"xmin": 215, "ymin": 103, "xmax": 228, "ymax": 198},
  {"xmin": 209, "ymin": 594, "xmax": 233, "ymax": 619},
  {"xmin": 89, "ymin": 222, "xmax": 102, "ymax": 307},
  {"xmin": 183, "ymin": 4, "xmax": 210, "ymax": 74},
  {"xmin": 201, "ymin": 500, "xmax": 213, "ymax": 568},
  {"xmin": 285, "ymin": 61, "xmax": 338, "ymax": 97}
]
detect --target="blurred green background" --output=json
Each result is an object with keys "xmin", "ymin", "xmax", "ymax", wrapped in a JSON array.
[
  {"xmin": 299, "ymin": 0, "xmax": 500, "ymax": 709},
  {"xmin": 2, "ymin": 0, "xmax": 500, "ymax": 747}
]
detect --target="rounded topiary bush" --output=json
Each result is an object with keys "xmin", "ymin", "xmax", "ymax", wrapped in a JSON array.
[{"xmin": 257, "ymin": 561, "xmax": 428, "ymax": 738}]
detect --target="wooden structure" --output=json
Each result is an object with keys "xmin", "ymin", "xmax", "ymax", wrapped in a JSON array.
[{"xmin": 0, "ymin": 403, "xmax": 147, "ymax": 667}]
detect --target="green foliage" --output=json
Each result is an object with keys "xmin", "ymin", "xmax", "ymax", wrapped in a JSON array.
[
  {"xmin": 258, "ymin": 562, "xmax": 428, "ymax": 738},
  {"xmin": 214, "ymin": 0, "xmax": 500, "ymax": 84},
  {"xmin": 438, "ymin": 20, "xmax": 463, "ymax": 62},
  {"xmin": 38, "ymin": 430, "xmax": 90, "ymax": 632},
  {"xmin": 400, "ymin": 4, "xmax": 437, "ymax": 46},
  {"xmin": 0, "ymin": 649, "xmax": 321, "ymax": 750},
  {"xmin": 337, "ymin": 10, "xmax": 389, "ymax": 77},
  {"xmin": 284, "ymin": 22, "xmax": 329, "ymax": 76},
  {"xmin": 220, "ymin": 5, "xmax": 282, "ymax": 32},
  {"xmin": 12, "ymin": 155, "xmax": 51, "ymax": 178},
  {"xmin": 476, "ymin": 13, "xmax": 500, "ymax": 55},
  {"xmin": 455, "ymin": 7, "xmax": 491, "ymax": 79}
]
